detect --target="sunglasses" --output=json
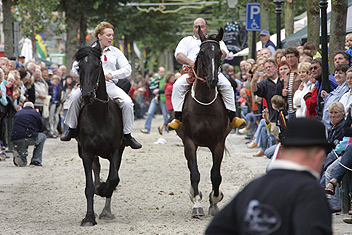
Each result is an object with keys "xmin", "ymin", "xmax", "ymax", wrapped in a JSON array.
[{"xmin": 310, "ymin": 66, "xmax": 320, "ymax": 71}]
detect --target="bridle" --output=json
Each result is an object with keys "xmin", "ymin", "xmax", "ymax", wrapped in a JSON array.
[
  {"xmin": 80, "ymin": 56, "xmax": 110, "ymax": 104},
  {"xmin": 191, "ymin": 39, "xmax": 220, "ymax": 106}
]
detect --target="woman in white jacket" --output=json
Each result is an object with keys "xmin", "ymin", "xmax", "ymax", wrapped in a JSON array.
[{"xmin": 293, "ymin": 62, "xmax": 314, "ymax": 117}]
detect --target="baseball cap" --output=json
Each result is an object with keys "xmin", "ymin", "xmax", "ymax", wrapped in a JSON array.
[{"xmin": 260, "ymin": 30, "xmax": 270, "ymax": 36}]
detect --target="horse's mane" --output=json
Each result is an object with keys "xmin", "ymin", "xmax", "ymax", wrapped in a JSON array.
[
  {"xmin": 74, "ymin": 45, "xmax": 102, "ymax": 62},
  {"xmin": 207, "ymin": 34, "xmax": 217, "ymax": 41}
]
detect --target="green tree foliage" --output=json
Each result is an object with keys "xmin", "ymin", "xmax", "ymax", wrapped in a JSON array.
[{"xmin": 13, "ymin": 0, "xmax": 65, "ymax": 38}]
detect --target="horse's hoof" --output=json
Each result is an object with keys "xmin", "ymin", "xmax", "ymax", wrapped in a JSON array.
[
  {"xmin": 80, "ymin": 217, "xmax": 97, "ymax": 226},
  {"xmin": 208, "ymin": 203, "xmax": 219, "ymax": 216},
  {"xmin": 99, "ymin": 210, "xmax": 115, "ymax": 220},
  {"xmin": 192, "ymin": 207, "xmax": 205, "ymax": 218}
]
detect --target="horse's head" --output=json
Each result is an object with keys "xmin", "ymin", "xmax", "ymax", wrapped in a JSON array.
[
  {"xmin": 195, "ymin": 27, "xmax": 224, "ymax": 89},
  {"xmin": 74, "ymin": 42, "xmax": 103, "ymax": 105}
]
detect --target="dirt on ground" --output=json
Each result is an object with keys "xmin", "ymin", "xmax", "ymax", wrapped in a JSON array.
[{"xmin": 0, "ymin": 115, "xmax": 350, "ymax": 234}]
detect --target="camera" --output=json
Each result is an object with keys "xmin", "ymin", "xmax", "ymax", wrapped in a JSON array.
[{"xmin": 256, "ymin": 71, "xmax": 264, "ymax": 76}]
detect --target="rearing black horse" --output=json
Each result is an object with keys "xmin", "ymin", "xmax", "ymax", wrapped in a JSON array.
[
  {"xmin": 176, "ymin": 27, "xmax": 230, "ymax": 218},
  {"xmin": 74, "ymin": 42, "xmax": 125, "ymax": 226}
]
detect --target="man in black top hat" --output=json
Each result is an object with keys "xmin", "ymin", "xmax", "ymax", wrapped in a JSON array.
[{"xmin": 206, "ymin": 117, "xmax": 333, "ymax": 235}]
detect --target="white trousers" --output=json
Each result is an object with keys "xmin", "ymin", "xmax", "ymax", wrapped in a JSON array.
[
  {"xmin": 171, "ymin": 73, "xmax": 236, "ymax": 112},
  {"xmin": 64, "ymin": 81, "xmax": 134, "ymax": 134}
]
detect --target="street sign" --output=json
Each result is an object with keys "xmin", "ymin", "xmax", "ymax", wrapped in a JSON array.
[{"xmin": 246, "ymin": 3, "xmax": 261, "ymax": 31}]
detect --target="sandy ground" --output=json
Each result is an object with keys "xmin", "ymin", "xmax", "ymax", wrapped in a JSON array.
[{"xmin": 0, "ymin": 114, "xmax": 351, "ymax": 234}]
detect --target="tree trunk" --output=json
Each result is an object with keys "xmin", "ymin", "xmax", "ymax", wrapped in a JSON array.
[
  {"xmin": 140, "ymin": 47, "xmax": 145, "ymax": 77},
  {"xmin": 130, "ymin": 41, "xmax": 136, "ymax": 81},
  {"xmin": 285, "ymin": 0, "xmax": 294, "ymax": 38},
  {"xmin": 65, "ymin": 0, "xmax": 80, "ymax": 70},
  {"xmin": 79, "ymin": 16, "xmax": 87, "ymax": 46},
  {"xmin": 329, "ymin": 0, "xmax": 348, "ymax": 72},
  {"xmin": 3, "ymin": 0, "xmax": 14, "ymax": 56},
  {"xmin": 260, "ymin": 0, "xmax": 270, "ymax": 33},
  {"xmin": 307, "ymin": 0, "xmax": 320, "ymax": 47}
]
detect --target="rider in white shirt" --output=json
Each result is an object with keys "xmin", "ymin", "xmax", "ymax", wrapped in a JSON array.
[
  {"xmin": 60, "ymin": 22, "xmax": 141, "ymax": 149},
  {"xmin": 168, "ymin": 18, "xmax": 245, "ymax": 130}
]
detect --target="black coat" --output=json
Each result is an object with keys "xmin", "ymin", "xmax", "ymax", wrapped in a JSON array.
[
  {"xmin": 11, "ymin": 106, "xmax": 45, "ymax": 141},
  {"xmin": 254, "ymin": 77, "xmax": 284, "ymax": 122},
  {"xmin": 206, "ymin": 168, "xmax": 332, "ymax": 235}
]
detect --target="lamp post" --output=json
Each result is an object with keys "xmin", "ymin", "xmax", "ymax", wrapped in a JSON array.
[
  {"xmin": 320, "ymin": 0, "xmax": 329, "ymax": 93},
  {"xmin": 273, "ymin": 0, "xmax": 284, "ymax": 49},
  {"xmin": 226, "ymin": 0, "xmax": 238, "ymax": 21}
]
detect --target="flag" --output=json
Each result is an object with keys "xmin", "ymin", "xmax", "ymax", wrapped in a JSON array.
[
  {"xmin": 118, "ymin": 37, "xmax": 124, "ymax": 54},
  {"xmin": 35, "ymin": 34, "xmax": 47, "ymax": 59}
]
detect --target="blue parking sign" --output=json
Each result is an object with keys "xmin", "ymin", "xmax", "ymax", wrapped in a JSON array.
[{"xmin": 246, "ymin": 3, "xmax": 261, "ymax": 31}]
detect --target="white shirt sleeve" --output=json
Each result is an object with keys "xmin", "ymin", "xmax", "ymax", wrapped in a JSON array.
[
  {"xmin": 110, "ymin": 48, "xmax": 132, "ymax": 83},
  {"xmin": 220, "ymin": 40, "xmax": 229, "ymax": 58},
  {"xmin": 174, "ymin": 37, "xmax": 190, "ymax": 59}
]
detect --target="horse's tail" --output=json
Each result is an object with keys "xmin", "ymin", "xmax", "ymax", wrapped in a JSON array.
[{"xmin": 224, "ymin": 145, "xmax": 230, "ymax": 158}]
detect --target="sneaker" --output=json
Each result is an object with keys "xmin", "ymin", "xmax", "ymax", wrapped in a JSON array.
[
  {"xmin": 238, "ymin": 128, "xmax": 251, "ymax": 134},
  {"xmin": 0, "ymin": 152, "xmax": 9, "ymax": 158},
  {"xmin": 140, "ymin": 129, "xmax": 150, "ymax": 134},
  {"xmin": 30, "ymin": 161, "xmax": 42, "ymax": 166},
  {"xmin": 247, "ymin": 141, "xmax": 258, "ymax": 148},
  {"xmin": 13, "ymin": 151, "xmax": 25, "ymax": 167}
]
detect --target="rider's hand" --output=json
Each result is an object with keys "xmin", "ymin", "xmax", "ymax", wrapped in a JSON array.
[
  {"xmin": 105, "ymin": 73, "xmax": 113, "ymax": 81},
  {"xmin": 188, "ymin": 60, "xmax": 195, "ymax": 68}
]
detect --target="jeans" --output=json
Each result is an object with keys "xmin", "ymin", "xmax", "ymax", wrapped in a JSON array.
[
  {"xmin": 13, "ymin": 133, "xmax": 46, "ymax": 165},
  {"xmin": 325, "ymin": 157, "xmax": 342, "ymax": 211},
  {"xmin": 334, "ymin": 144, "xmax": 352, "ymax": 182},
  {"xmin": 264, "ymin": 144, "xmax": 277, "ymax": 159},
  {"xmin": 254, "ymin": 119, "xmax": 275, "ymax": 152},
  {"xmin": 144, "ymin": 98, "xmax": 168, "ymax": 131},
  {"xmin": 245, "ymin": 113, "xmax": 258, "ymax": 135}
]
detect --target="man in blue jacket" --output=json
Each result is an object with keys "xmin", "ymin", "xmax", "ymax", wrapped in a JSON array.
[{"xmin": 11, "ymin": 102, "xmax": 46, "ymax": 166}]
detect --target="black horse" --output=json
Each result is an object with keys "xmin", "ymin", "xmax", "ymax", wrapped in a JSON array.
[
  {"xmin": 176, "ymin": 27, "xmax": 230, "ymax": 218},
  {"xmin": 74, "ymin": 42, "xmax": 125, "ymax": 226}
]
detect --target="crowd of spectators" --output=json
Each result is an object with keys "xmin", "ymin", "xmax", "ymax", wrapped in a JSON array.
[
  {"xmin": 0, "ymin": 55, "xmax": 78, "ymax": 160},
  {"xmin": 227, "ymin": 31, "xmax": 352, "ymax": 218}
]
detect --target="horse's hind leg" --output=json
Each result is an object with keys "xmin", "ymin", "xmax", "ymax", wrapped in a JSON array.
[
  {"xmin": 92, "ymin": 156, "xmax": 101, "ymax": 188},
  {"xmin": 208, "ymin": 144, "xmax": 225, "ymax": 216},
  {"xmin": 80, "ymin": 149, "xmax": 97, "ymax": 226},
  {"xmin": 185, "ymin": 141, "xmax": 204, "ymax": 218}
]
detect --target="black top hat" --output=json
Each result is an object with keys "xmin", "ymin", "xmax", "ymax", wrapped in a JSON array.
[{"xmin": 281, "ymin": 117, "xmax": 334, "ymax": 152}]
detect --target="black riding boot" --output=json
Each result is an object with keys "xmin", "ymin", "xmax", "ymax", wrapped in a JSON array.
[
  {"xmin": 123, "ymin": 133, "xmax": 142, "ymax": 149},
  {"xmin": 60, "ymin": 128, "xmax": 77, "ymax": 141}
]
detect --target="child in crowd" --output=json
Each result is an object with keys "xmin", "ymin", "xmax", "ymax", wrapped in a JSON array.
[
  {"xmin": 303, "ymin": 41, "xmax": 322, "ymax": 59},
  {"xmin": 158, "ymin": 73, "xmax": 175, "ymax": 135},
  {"xmin": 267, "ymin": 95, "xmax": 288, "ymax": 141},
  {"xmin": 345, "ymin": 33, "xmax": 352, "ymax": 66}
]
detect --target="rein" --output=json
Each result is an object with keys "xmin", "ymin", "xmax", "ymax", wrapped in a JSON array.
[{"xmin": 190, "ymin": 39, "xmax": 220, "ymax": 106}]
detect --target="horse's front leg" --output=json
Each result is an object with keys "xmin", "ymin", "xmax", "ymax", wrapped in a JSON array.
[
  {"xmin": 184, "ymin": 139, "xmax": 204, "ymax": 218},
  {"xmin": 80, "ymin": 148, "xmax": 97, "ymax": 226},
  {"xmin": 208, "ymin": 143, "xmax": 225, "ymax": 216},
  {"xmin": 97, "ymin": 147, "xmax": 124, "ymax": 220}
]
